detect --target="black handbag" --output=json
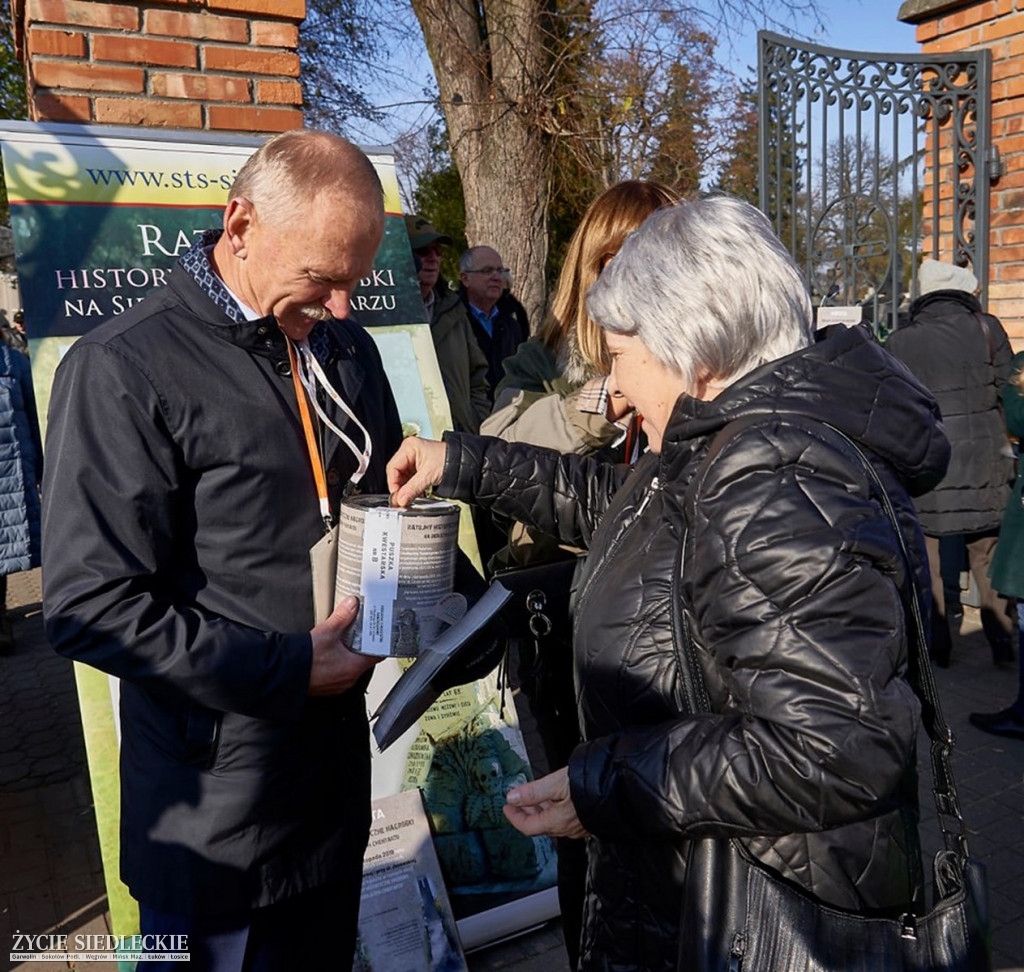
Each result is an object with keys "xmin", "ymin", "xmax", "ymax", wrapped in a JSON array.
[
  {"xmin": 491, "ymin": 553, "xmax": 584, "ymax": 644},
  {"xmin": 675, "ymin": 423, "xmax": 992, "ymax": 972},
  {"xmin": 491, "ymin": 554, "xmax": 585, "ymax": 758}
]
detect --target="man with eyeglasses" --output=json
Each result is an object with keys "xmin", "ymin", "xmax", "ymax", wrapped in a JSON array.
[
  {"xmin": 459, "ymin": 246, "xmax": 530, "ymax": 396},
  {"xmin": 406, "ymin": 215, "xmax": 490, "ymax": 433}
]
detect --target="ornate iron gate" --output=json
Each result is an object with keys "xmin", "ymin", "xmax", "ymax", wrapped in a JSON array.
[{"xmin": 758, "ymin": 31, "xmax": 994, "ymax": 337}]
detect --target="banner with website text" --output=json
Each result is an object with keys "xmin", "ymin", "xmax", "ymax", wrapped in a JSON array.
[{"xmin": 0, "ymin": 121, "xmax": 555, "ymax": 963}]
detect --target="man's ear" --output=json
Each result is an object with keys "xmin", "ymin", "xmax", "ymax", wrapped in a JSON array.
[{"xmin": 222, "ymin": 197, "xmax": 255, "ymax": 258}]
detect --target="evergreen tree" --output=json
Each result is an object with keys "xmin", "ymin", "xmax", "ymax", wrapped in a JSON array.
[{"xmin": 716, "ymin": 77, "xmax": 760, "ymax": 204}]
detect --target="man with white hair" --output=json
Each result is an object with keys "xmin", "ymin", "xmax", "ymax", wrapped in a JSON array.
[
  {"xmin": 459, "ymin": 244, "xmax": 529, "ymax": 395},
  {"xmin": 42, "ymin": 130, "xmax": 403, "ymax": 970}
]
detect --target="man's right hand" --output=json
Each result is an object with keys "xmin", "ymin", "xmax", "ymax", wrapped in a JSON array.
[{"xmin": 308, "ymin": 596, "xmax": 381, "ymax": 695}]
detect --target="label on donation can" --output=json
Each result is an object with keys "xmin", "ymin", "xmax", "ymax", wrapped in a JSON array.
[{"xmin": 335, "ymin": 495, "xmax": 465, "ymax": 656}]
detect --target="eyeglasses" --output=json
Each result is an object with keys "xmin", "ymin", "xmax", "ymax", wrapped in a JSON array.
[{"xmin": 465, "ymin": 266, "xmax": 509, "ymax": 276}]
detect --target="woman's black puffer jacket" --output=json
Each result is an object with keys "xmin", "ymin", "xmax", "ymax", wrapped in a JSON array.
[{"xmin": 440, "ymin": 326, "xmax": 950, "ymax": 971}]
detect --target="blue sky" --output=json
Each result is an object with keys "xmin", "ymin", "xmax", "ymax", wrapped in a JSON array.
[
  {"xmin": 356, "ymin": 1, "xmax": 925, "ymax": 149},
  {"xmin": 728, "ymin": 0, "xmax": 921, "ymax": 67}
]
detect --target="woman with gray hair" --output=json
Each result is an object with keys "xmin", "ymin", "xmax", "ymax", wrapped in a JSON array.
[{"xmin": 388, "ymin": 195, "xmax": 950, "ymax": 970}]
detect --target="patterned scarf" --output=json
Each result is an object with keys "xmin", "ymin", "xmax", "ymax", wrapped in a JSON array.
[{"xmin": 178, "ymin": 229, "xmax": 333, "ymax": 364}]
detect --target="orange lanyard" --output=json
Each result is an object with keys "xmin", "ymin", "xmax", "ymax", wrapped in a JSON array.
[{"xmin": 287, "ymin": 340, "xmax": 330, "ymax": 523}]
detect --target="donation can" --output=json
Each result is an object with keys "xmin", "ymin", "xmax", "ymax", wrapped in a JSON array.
[{"xmin": 335, "ymin": 494, "xmax": 463, "ymax": 656}]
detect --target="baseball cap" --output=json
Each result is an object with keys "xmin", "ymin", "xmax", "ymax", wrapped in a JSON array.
[{"xmin": 405, "ymin": 214, "xmax": 453, "ymax": 251}]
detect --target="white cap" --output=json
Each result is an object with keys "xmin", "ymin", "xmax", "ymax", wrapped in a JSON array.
[{"xmin": 918, "ymin": 258, "xmax": 978, "ymax": 295}]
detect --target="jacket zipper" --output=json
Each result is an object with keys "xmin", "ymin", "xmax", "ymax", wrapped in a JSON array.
[
  {"xmin": 573, "ymin": 475, "xmax": 662, "ymax": 642},
  {"xmin": 677, "ymin": 529, "xmax": 712, "ymax": 714}
]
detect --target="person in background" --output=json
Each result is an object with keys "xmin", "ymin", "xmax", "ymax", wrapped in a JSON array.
[
  {"xmin": 458, "ymin": 243, "xmax": 532, "ymax": 563},
  {"xmin": 970, "ymin": 351, "xmax": 1024, "ymax": 740},
  {"xmin": 479, "ymin": 179, "xmax": 678, "ymax": 968},
  {"xmin": 405, "ymin": 214, "xmax": 490, "ymax": 433},
  {"xmin": 0, "ymin": 338, "xmax": 42, "ymax": 653},
  {"xmin": 42, "ymin": 131, "xmax": 403, "ymax": 971},
  {"xmin": 386, "ymin": 195, "xmax": 949, "ymax": 971},
  {"xmin": 1, "ymin": 309, "xmax": 29, "ymax": 356},
  {"xmin": 459, "ymin": 245, "xmax": 529, "ymax": 396},
  {"xmin": 886, "ymin": 258, "xmax": 1016, "ymax": 667},
  {"xmin": 484, "ymin": 181, "xmax": 680, "ymax": 465}
]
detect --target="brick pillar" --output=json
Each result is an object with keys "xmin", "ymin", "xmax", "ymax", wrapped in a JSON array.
[
  {"xmin": 900, "ymin": 0, "xmax": 1024, "ymax": 343},
  {"xmin": 11, "ymin": 0, "xmax": 305, "ymax": 134}
]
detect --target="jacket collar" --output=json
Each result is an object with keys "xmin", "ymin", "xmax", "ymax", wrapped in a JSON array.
[
  {"xmin": 173, "ymin": 232, "xmax": 368, "ymax": 473},
  {"xmin": 658, "ymin": 325, "xmax": 949, "ymax": 497},
  {"xmin": 175, "ymin": 229, "xmax": 342, "ymax": 370},
  {"xmin": 908, "ymin": 288, "xmax": 981, "ymax": 317}
]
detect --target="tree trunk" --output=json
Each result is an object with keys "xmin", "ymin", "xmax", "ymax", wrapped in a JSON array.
[{"xmin": 411, "ymin": 0, "xmax": 552, "ymax": 330}]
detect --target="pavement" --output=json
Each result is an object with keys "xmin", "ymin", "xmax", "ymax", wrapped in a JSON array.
[{"xmin": 1, "ymin": 566, "xmax": 1021, "ymax": 971}]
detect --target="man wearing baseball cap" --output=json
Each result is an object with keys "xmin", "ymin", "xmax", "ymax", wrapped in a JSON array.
[{"xmin": 405, "ymin": 214, "xmax": 490, "ymax": 433}]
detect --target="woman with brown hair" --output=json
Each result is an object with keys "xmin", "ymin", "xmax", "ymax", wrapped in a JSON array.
[{"xmin": 481, "ymin": 180, "xmax": 680, "ymax": 465}]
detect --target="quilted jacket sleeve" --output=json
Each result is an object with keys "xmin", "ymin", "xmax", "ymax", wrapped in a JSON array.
[
  {"xmin": 440, "ymin": 432, "xmax": 630, "ymax": 550},
  {"xmin": 987, "ymin": 312, "xmax": 1014, "ymax": 390},
  {"xmin": 569, "ymin": 421, "xmax": 923, "ymax": 842}
]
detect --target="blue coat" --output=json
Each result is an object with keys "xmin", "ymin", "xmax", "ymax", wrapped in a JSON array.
[{"xmin": 0, "ymin": 344, "xmax": 42, "ymax": 576}]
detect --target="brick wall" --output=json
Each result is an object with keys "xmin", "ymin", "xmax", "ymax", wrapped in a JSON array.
[
  {"xmin": 900, "ymin": 0, "xmax": 1024, "ymax": 343},
  {"xmin": 12, "ymin": 0, "xmax": 305, "ymax": 134}
]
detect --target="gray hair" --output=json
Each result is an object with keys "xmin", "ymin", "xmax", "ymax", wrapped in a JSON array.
[
  {"xmin": 229, "ymin": 129, "xmax": 384, "ymax": 230},
  {"xmin": 586, "ymin": 195, "xmax": 813, "ymax": 388},
  {"xmin": 459, "ymin": 246, "xmax": 501, "ymax": 273}
]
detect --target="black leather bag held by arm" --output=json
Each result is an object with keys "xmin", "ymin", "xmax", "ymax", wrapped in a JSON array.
[
  {"xmin": 491, "ymin": 554, "xmax": 584, "ymax": 643},
  {"xmin": 675, "ymin": 422, "xmax": 992, "ymax": 972}
]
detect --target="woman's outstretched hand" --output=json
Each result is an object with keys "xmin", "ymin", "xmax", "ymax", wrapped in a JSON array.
[
  {"xmin": 504, "ymin": 766, "xmax": 589, "ymax": 839},
  {"xmin": 386, "ymin": 437, "xmax": 448, "ymax": 508}
]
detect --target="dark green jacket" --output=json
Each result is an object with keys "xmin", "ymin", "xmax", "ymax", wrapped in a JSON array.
[
  {"xmin": 989, "ymin": 351, "xmax": 1024, "ymax": 597},
  {"xmin": 430, "ymin": 282, "xmax": 490, "ymax": 434}
]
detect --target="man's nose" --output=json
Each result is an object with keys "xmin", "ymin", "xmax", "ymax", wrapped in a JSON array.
[{"xmin": 324, "ymin": 288, "xmax": 351, "ymax": 319}]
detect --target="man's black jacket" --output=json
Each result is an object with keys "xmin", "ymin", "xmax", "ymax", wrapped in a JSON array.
[{"xmin": 42, "ymin": 261, "xmax": 402, "ymax": 915}]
